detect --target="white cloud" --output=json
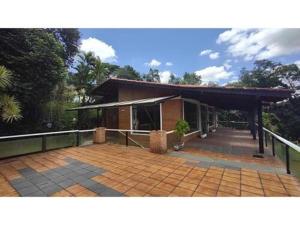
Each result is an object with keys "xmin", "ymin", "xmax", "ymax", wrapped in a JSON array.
[
  {"xmin": 209, "ymin": 52, "xmax": 220, "ymax": 59},
  {"xmin": 159, "ymin": 70, "xmax": 172, "ymax": 83},
  {"xmin": 144, "ymin": 59, "xmax": 161, "ymax": 67},
  {"xmin": 195, "ymin": 65, "xmax": 233, "ymax": 83},
  {"xmin": 165, "ymin": 62, "xmax": 173, "ymax": 66},
  {"xmin": 295, "ymin": 60, "xmax": 300, "ymax": 68},
  {"xmin": 200, "ymin": 49, "xmax": 220, "ymax": 60},
  {"xmin": 200, "ymin": 49, "xmax": 213, "ymax": 56},
  {"xmin": 80, "ymin": 37, "xmax": 117, "ymax": 63},
  {"xmin": 223, "ymin": 59, "xmax": 232, "ymax": 69},
  {"xmin": 217, "ymin": 28, "xmax": 300, "ymax": 61}
]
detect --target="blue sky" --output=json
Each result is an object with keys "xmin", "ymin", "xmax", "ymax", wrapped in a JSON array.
[{"xmin": 79, "ymin": 29, "xmax": 300, "ymax": 85}]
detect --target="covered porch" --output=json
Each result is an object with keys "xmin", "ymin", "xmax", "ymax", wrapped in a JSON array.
[
  {"xmin": 87, "ymin": 78, "xmax": 293, "ymax": 155},
  {"xmin": 185, "ymin": 127, "xmax": 266, "ymax": 156}
]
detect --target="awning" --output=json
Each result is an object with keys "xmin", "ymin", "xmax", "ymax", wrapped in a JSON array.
[{"xmin": 67, "ymin": 95, "xmax": 177, "ymax": 111}]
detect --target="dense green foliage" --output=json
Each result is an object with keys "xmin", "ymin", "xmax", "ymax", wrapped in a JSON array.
[
  {"xmin": 0, "ymin": 66, "xmax": 22, "ymax": 122},
  {"xmin": 226, "ymin": 59, "xmax": 300, "ymax": 141},
  {"xmin": 143, "ymin": 68, "xmax": 160, "ymax": 82},
  {"xmin": 115, "ymin": 65, "xmax": 141, "ymax": 80},
  {"xmin": 169, "ymin": 72, "xmax": 201, "ymax": 85},
  {"xmin": 0, "ymin": 29, "xmax": 80, "ymax": 134},
  {"xmin": 175, "ymin": 119, "xmax": 190, "ymax": 138}
]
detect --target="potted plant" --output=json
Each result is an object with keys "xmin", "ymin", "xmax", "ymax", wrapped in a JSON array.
[{"xmin": 174, "ymin": 119, "xmax": 190, "ymax": 151}]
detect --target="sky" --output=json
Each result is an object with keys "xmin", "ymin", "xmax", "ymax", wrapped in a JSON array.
[{"xmin": 79, "ymin": 28, "xmax": 300, "ymax": 85}]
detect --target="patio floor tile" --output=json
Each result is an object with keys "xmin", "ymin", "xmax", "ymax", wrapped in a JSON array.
[
  {"xmin": 178, "ymin": 181, "xmax": 198, "ymax": 191},
  {"xmin": 125, "ymin": 188, "xmax": 147, "ymax": 197},
  {"xmin": 1, "ymin": 143, "xmax": 299, "ymax": 197},
  {"xmin": 171, "ymin": 187, "xmax": 194, "ymax": 197}
]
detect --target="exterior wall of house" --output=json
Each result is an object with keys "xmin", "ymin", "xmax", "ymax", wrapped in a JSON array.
[
  {"xmin": 117, "ymin": 85, "xmax": 181, "ymax": 130},
  {"xmin": 105, "ymin": 108, "xmax": 118, "ymax": 129},
  {"xmin": 161, "ymin": 99, "xmax": 183, "ymax": 131},
  {"xmin": 102, "ymin": 85, "xmax": 219, "ymax": 148},
  {"xmin": 115, "ymin": 85, "xmax": 182, "ymax": 147}
]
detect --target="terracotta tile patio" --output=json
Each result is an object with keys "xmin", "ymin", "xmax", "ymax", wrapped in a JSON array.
[{"xmin": 0, "ymin": 142, "xmax": 300, "ymax": 197}]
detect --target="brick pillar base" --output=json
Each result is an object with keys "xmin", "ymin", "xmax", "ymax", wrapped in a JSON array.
[
  {"xmin": 93, "ymin": 127, "xmax": 106, "ymax": 144},
  {"xmin": 149, "ymin": 130, "xmax": 167, "ymax": 154}
]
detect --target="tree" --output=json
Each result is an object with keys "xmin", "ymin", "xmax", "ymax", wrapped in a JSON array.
[
  {"xmin": 114, "ymin": 65, "xmax": 141, "ymax": 80},
  {"xmin": 0, "ymin": 66, "xmax": 21, "ymax": 122},
  {"xmin": 231, "ymin": 59, "xmax": 300, "ymax": 141},
  {"xmin": 168, "ymin": 74, "xmax": 181, "ymax": 84},
  {"xmin": 92, "ymin": 57, "xmax": 110, "ymax": 85},
  {"xmin": 0, "ymin": 29, "xmax": 80, "ymax": 134},
  {"xmin": 274, "ymin": 64, "xmax": 300, "ymax": 90},
  {"xmin": 181, "ymin": 72, "xmax": 201, "ymax": 85},
  {"xmin": 47, "ymin": 29, "xmax": 80, "ymax": 66},
  {"xmin": 143, "ymin": 68, "xmax": 160, "ymax": 82},
  {"xmin": 70, "ymin": 51, "xmax": 96, "ymax": 104},
  {"xmin": 239, "ymin": 60, "xmax": 283, "ymax": 88},
  {"xmin": 42, "ymin": 80, "xmax": 77, "ymax": 130}
]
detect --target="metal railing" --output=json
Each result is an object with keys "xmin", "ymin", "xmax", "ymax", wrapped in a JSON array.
[
  {"xmin": 218, "ymin": 121, "xmax": 249, "ymax": 129},
  {"xmin": 0, "ymin": 129, "xmax": 95, "ymax": 159},
  {"xmin": 263, "ymin": 127, "xmax": 300, "ymax": 174},
  {"xmin": 220, "ymin": 120, "xmax": 300, "ymax": 175},
  {"xmin": 105, "ymin": 128, "xmax": 150, "ymax": 148}
]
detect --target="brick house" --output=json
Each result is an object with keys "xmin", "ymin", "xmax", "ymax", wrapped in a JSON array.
[{"xmin": 70, "ymin": 78, "xmax": 292, "ymax": 153}]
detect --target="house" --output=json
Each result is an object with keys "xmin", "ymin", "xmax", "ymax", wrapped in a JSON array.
[{"xmin": 69, "ymin": 78, "xmax": 293, "ymax": 153}]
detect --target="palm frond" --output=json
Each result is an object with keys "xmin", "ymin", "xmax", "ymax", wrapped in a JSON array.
[
  {"xmin": 0, "ymin": 66, "xmax": 12, "ymax": 89},
  {"xmin": 0, "ymin": 95, "xmax": 22, "ymax": 123}
]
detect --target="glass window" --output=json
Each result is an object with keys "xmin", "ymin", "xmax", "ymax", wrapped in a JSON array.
[
  {"xmin": 184, "ymin": 101, "xmax": 199, "ymax": 131},
  {"xmin": 132, "ymin": 104, "xmax": 161, "ymax": 131}
]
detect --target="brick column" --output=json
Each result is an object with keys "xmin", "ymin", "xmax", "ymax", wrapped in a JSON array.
[
  {"xmin": 93, "ymin": 127, "xmax": 106, "ymax": 144},
  {"xmin": 149, "ymin": 130, "xmax": 167, "ymax": 154}
]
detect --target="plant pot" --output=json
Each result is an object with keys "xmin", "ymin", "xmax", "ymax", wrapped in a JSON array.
[{"xmin": 174, "ymin": 142, "xmax": 185, "ymax": 151}]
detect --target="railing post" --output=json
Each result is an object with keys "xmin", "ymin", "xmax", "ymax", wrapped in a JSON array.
[
  {"xmin": 285, "ymin": 145, "xmax": 291, "ymax": 174},
  {"xmin": 265, "ymin": 131, "xmax": 268, "ymax": 147},
  {"xmin": 76, "ymin": 131, "xmax": 80, "ymax": 146},
  {"xmin": 42, "ymin": 135, "xmax": 47, "ymax": 151},
  {"xmin": 272, "ymin": 136, "xmax": 275, "ymax": 156},
  {"xmin": 125, "ymin": 131, "xmax": 128, "ymax": 147}
]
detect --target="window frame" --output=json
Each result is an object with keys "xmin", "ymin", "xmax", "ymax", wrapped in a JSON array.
[
  {"xmin": 182, "ymin": 98, "xmax": 202, "ymax": 134},
  {"xmin": 130, "ymin": 103, "xmax": 162, "ymax": 135}
]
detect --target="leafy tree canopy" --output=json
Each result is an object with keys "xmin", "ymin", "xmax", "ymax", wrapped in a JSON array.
[
  {"xmin": 47, "ymin": 29, "xmax": 80, "ymax": 66},
  {"xmin": 168, "ymin": 72, "xmax": 201, "ymax": 85},
  {"xmin": 181, "ymin": 72, "xmax": 201, "ymax": 85},
  {"xmin": 0, "ymin": 29, "xmax": 80, "ymax": 133},
  {"xmin": 168, "ymin": 73, "xmax": 181, "ymax": 84},
  {"xmin": 114, "ymin": 65, "xmax": 140, "ymax": 80},
  {"xmin": 229, "ymin": 59, "xmax": 300, "ymax": 90},
  {"xmin": 225, "ymin": 59, "xmax": 300, "ymax": 141},
  {"xmin": 0, "ymin": 66, "xmax": 22, "ymax": 123}
]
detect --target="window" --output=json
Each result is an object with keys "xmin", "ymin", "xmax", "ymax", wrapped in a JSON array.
[
  {"xmin": 132, "ymin": 104, "xmax": 161, "ymax": 131},
  {"xmin": 184, "ymin": 101, "xmax": 199, "ymax": 131}
]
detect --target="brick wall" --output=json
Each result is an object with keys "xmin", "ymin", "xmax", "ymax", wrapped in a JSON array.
[{"xmin": 161, "ymin": 99, "xmax": 182, "ymax": 131}]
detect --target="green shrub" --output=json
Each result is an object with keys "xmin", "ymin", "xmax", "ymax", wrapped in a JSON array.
[{"xmin": 175, "ymin": 119, "xmax": 190, "ymax": 138}]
